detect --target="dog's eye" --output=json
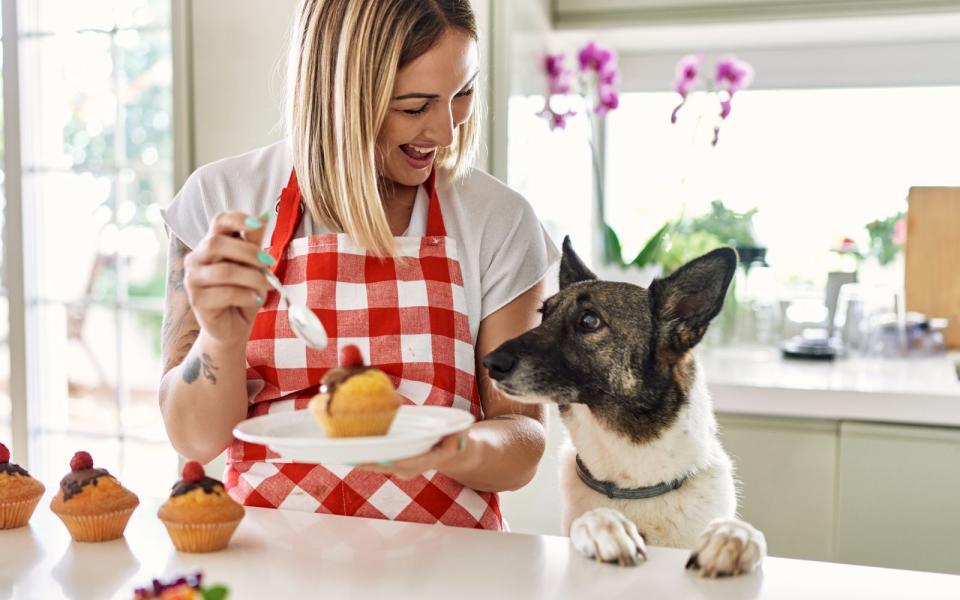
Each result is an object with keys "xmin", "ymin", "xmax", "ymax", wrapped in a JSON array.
[{"xmin": 577, "ymin": 310, "xmax": 602, "ymax": 332}]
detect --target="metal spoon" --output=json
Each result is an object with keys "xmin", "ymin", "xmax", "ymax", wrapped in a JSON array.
[{"xmin": 263, "ymin": 269, "xmax": 328, "ymax": 349}]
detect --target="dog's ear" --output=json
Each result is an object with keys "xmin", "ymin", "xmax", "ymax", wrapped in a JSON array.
[
  {"xmin": 559, "ymin": 236, "xmax": 597, "ymax": 289},
  {"xmin": 649, "ymin": 247, "xmax": 737, "ymax": 350}
]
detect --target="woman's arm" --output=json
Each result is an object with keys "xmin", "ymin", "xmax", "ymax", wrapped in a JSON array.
[
  {"xmin": 159, "ymin": 213, "xmax": 270, "ymax": 463},
  {"xmin": 362, "ymin": 280, "xmax": 548, "ymax": 493}
]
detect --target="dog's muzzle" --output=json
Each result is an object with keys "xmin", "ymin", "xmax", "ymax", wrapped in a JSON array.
[{"xmin": 482, "ymin": 350, "xmax": 516, "ymax": 381}]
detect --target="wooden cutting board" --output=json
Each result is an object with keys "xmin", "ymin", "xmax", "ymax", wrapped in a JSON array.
[{"xmin": 905, "ymin": 187, "xmax": 960, "ymax": 349}]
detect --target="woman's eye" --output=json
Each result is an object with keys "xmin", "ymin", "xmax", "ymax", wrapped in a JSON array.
[
  {"xmin": 577, "ymin": 311, "xmax": 602, "ymax": 332},
  {"xmin": 455, "ymin": 88, "xmax": 474, "ymax": 98},
  {"xmin": 403, "ymin": 104, "xmax": 429, "ymax": 115}
]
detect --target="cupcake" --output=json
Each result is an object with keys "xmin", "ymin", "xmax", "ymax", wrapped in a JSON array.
[
  {"xmin": 50, "ymin": 451, "xmax": 139, "ymax": 542},
  {"xmin": 0, "ymin": 442, "xmax": 45, "ymax": 529},
  {"xmin": 158, "ymin": 461, "xmax": 244, "ymax": 553},
  {"xmin": 308, "ymin": 344, "xmax": 402, "ymax": 437}
]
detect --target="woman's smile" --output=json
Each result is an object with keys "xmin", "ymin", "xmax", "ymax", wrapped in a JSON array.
[{"xmin": 399, "ymin": 143, "xmax": 437, "ymax": 169}]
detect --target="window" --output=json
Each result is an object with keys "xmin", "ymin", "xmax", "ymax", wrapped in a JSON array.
[
  {"xmin": 507, "ymin": 14, "xmax": 960, "ymax": 293},
  {"xmin": 605, "ymin": 86, "xmax": 960, "ymax": 287},
  {"xmin": 6, "ymin": 0, "xmax": 175, "ymax": 494},
  {"xmin": 508, "ymin": 95, "xmax": 593, "ymax": 256}
]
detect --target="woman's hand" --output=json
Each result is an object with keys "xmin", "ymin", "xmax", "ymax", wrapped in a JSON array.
[
  {"xmin": 357, "ymin": 430, "xmax": 473, "ymax": 480},
  {"xmin": 183, "ymin": 211, "xmax": 273, "ymax": 348}
]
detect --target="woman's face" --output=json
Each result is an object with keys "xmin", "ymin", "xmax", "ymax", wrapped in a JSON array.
[{"xmin": 377, "ymin": 28, "xmax": 479, "ymax": 188}]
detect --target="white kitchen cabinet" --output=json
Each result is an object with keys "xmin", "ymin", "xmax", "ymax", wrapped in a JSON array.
[
  {"xmin": 717, "ymin": 414, "xmax": 839, "ymax": 561},
  {"xmin": 500, "ymin": 404, "xmax": 566, "ymax": 536},
  {"xmin": 835, "ymin": 422, "xmax": 960, "ymax": 574}
]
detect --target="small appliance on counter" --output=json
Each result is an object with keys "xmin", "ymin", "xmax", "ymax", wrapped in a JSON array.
[{"xmin": 781, "ymin": 328, "xmax": 842, "ymax": 360}]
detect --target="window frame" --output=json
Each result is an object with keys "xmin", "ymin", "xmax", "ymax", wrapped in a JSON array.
[
  {"xmin": 2, "ymin": 0, "xmax": 28, "ymax": 465},
  {"xmin": 1, "ymin": 0, "xmax": 179, "ymax": 467}
]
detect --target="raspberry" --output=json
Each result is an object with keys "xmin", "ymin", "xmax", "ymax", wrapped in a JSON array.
[
  {"xmin": 340, "ymin": 344, "xmax": 364, "ymax": 367},
  {"xmin": 0, "ymin": 443, "xmax": 9, "ymax": 463},
  {"xmin": 70, "ymin": 451, "xmax": 93, "ymax": 471},
  {"xmin": 182, "ymin": 460, "xmax": 205, "ymax": 483}
]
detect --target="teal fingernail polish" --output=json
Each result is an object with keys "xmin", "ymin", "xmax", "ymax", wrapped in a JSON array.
[
  {"xmin": 256, "ymin": 295, "xmax": 265, "ymax": 306},
  {"xmin": 458, "ymin": 436, "xmax": 467, "ymax": 452},
  {"xmin": 259, "ymin": 210, "xmax": 272, "ymax": 222},
  {"xmin": 244, "ymin": 216, "xmax": 263, "ymax": 229},
  {"xmin": 379, "ymin": 460, "xmax": 393, "ymax": 467},
  {"xmin": 258, "ymin": 251, "xmax": 277, "ymax": 266}
]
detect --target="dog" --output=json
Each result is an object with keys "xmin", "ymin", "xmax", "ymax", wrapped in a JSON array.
[{"xmin": 483, "ymin": 238, "xmax": 765, "ymax": 577}]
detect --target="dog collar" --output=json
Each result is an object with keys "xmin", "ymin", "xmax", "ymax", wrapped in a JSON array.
[{"xmin": 575, "ymin": 455, "xmax": 688, "ymax": 500}]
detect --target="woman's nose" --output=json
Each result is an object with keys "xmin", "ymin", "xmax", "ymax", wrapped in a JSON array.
[{"xmin": 425, "ymin": 106, "xmax": 456, "ymax": 148}]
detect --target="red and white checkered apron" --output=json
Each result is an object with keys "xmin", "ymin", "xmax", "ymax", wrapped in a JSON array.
[{"xmin": 224, "ymin": 168, "xmax": 503, "ymax": 530}]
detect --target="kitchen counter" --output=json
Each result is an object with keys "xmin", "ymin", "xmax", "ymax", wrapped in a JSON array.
[
  {"xmin": 699, "ymin": 346, "xmax": 960, "ymax": 427},
  {"xmin": 3, "ymin": 495, "xmax": 960, "ymax": 599}
]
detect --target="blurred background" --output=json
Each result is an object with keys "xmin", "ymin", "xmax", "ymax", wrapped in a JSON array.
[{"xmin": 0, "ymin": 0, "xmax": 958, "ymax": 576}]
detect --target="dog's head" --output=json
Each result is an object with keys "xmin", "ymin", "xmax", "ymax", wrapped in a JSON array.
[{"xmin": 483, "ymin": 237, "xmax": 736, "ymax": 441}]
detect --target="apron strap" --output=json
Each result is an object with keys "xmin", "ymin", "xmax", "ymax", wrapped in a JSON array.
[
  {"xmin": 269, "ymin": 167, "xmax": 446, "ymax": 264},
  {"xmin": 424, "ymin": 168, "xmax": 446, "ymax": 238},
  {"xmin": 267, "ymin": 169, "xmax": 302, "ymax": 273}
]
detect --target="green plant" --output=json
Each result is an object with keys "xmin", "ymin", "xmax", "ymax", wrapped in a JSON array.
[
  {"xmin": 657, "ymin": 230, "xmax": 726, "ymax": 274},
  {"xmin": 603, "ymin": 222, "xmax": 670, "ymax": 268},
  {"xmin": 865, "ymin": 211, "xmax": 906, "ymax": 266},
  {"xmin": 603, "ymin": 199, "xmax": 757, "ymax": 275},
  {"xmin": 680, "ymin": 199, "xmax": 757, "ymax": 247}
]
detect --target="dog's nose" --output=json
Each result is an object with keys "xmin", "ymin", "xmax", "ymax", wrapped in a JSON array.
[{"xmin": 482, "ymin": 351, "xmax": 516, "ymax": 381}]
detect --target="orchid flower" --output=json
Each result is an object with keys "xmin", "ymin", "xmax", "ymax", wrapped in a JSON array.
[
  {"xmin": 671, "ymin": 53, "xmax": 754, "ymax": 146},
  {"xmin": 578, "ymin": 41, "xmax": 614, "ymax": 73},
  {"xmin": 539, "ymin": 42, "xmax": 620, "ymax": 130}
]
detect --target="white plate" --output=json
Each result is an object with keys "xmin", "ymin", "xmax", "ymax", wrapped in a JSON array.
[{"xmin": 232, "ymin": 405, "xmax": 475, "ymax": 465}]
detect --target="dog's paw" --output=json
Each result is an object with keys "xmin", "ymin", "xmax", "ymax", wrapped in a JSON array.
[
  {"xmin": 686, "ymin": 518, "xmax": 766, "ymax": 578},
  {"xmin": 570, "ymin": 508, "xmax": 647, "ymax": 567}
]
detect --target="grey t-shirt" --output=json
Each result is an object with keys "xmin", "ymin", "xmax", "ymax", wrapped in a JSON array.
[{"xmin": 162, "ymin": 139, "xmax": 560, "ymax": 342}]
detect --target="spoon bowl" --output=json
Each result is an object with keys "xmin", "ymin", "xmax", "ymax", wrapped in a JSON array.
[{"xmin": 263, "ymin": 270, "xmax": 328, "ymax": 349}]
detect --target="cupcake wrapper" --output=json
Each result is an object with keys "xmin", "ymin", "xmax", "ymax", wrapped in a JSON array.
[
  {"xmin": 54, "ymin": 507, "xmax": 136, "ymax": 542},
  {"xmin": 161, "ymin": 519, "xmax": 241, "ymax": 553},
  {"xmin": 0, "ymin": 494, "xmax": 43, "ymax": 529}
]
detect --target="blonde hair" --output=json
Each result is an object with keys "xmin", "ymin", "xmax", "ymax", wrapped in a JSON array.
[{"xmin": 287, "ymin": 0, "xmax": 480, "ymax": 256}]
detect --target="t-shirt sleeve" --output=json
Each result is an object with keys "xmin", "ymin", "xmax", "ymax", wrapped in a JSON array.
[
  {"xmin": 161, "ymin": 168, "xmax": 220, "ymax": 251},
  {"xmin": 479, "ymin": 194, "xmax": 561, "ymax": 321}
]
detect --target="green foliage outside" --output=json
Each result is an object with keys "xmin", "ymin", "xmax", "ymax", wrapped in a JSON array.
[{"xmin": 604, "ymin": 199, "xmax": 759, "ymax": 274}]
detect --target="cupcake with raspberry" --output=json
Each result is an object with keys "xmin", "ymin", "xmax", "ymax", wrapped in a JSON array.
[
  {"xmin": 0, "ymin": 442, "xmax": 45, "ymax": 529},
  {"xmin": 309, "ymin": 344, "xmax": 402, "ymax": 437},
  {"xmin": 50, "ymin": 451, "xmax": 139, "ymax": 542},
  {"xmin": 157, "ymin": 461, "xmax": 244, "ymax": 553}
]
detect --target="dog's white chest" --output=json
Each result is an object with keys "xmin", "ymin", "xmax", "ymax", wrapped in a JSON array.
[{"xmin": 558, "ymin": 394, "xmax": 737, "ymax": 548}]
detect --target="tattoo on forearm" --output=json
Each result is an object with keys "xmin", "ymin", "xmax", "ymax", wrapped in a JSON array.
[
  {"xmin": 161, "ymin": 237, "xmax": 195, "ymax": 374},
  {"xmin": 182, "ymin": 352, "xmax": 219, "ymax": 385},
  {"xmin": 168, "ymin": 240, "xmax": 187, "ymax": 292},
  {"xmin": 169, "ymin": 268, "xmax": 185, "ymax": 292}
]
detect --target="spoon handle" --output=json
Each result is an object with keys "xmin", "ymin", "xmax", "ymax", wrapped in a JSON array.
[{"xmin": 263, "ymin": 269, "xmax": 286, "ymax": 299}]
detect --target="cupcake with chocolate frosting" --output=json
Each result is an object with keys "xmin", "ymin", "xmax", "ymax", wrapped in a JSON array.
[
  {"xmin": 0, "ymin": 442, "xmax": 45, "ymax": 529},
  {"xmin": 50, "ymin": 450, "xmax": 139, "ymax": 541},
  {"xmin": 309, "ymin": 344, "xmax": 402, "ymax": 437},
  {"xmin": 158, "ymin": 460, "xmax": 244, "ymax": 553}
]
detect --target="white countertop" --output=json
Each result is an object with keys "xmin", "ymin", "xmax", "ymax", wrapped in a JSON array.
[
  {"xmin": 700, "ymin": 346, "xmax": 960, "ymax": 427},
  {"xmin": 3, "ymin": 495, "xmax": 960, "ymax": 600}
]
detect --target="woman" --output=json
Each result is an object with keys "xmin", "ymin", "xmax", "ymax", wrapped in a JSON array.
[{"xmin": 159, "ymin": 0, "xmax": 558, "ymax": 530}]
